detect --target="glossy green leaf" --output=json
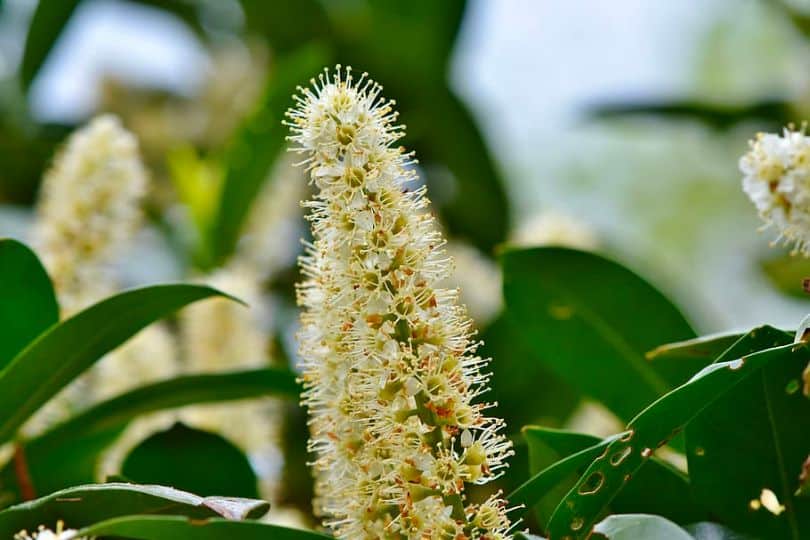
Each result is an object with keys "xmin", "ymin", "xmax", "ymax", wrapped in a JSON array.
[
  {"xmin": 645, "ymin": 332, "xmax": 746, "ymax": 365},
  {"xmin": 501, "ymin": 247, "xmax": 697, "ymax": 420},
  {"xmin": 686, "ymin": 326, "xmax": 810, "ymax": 539},
  {"xmin": 545, "ymin": 335, "xmax": 810, "ymax": 539},
  {"xmin": 78, "ymin": 514, "xmax": 332, "ymax": 539},
  {"xmin": 0, "ymin": 368, "xmax": 299, "ymax": 503},
  {"xmin": 123, "ymin": 423, "xmax": 259, "ymax": 498},
  {"xmin": 0, "ymin": 483, "xmax": 269, "ymax": 536},
  {"xmin": 20, "ymin": 0, "xmax": 81, "ymax": 90},
  {"xmin": 481, "ymin": 316, "xmax": 579, "ymax": 430},
  {"xmin": 592, "ymin": 514, "xmax": 692, "ymax": 540},
  {"xmin": 522, "ymin": 427, "xmax": 701, "ymax": 528},
  {"xmin": 208, "ymin": 45, "xmax": 327, "ymax": 267},
  {"xmin": 0, "ymin": 239, "xmax": 58, "ymax": 370},
  {"xmin": 0, "ymin": 284, "xmax": 229, "ymax": 444}
]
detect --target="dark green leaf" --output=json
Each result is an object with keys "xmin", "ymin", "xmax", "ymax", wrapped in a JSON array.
[
  {"xmin": 481, "ymin": 316, "xmax": 579, "ymax": 430},
  {"xmin": 123, "ymin": 423, "xmax": 259, "ymax": 498},
  {"xmin": 0, "ymin": 284, "xmax": 229, "ymax": 443},
  {"xmin": 239, "ymin": 0, "xmax": 332, "ymax": 53},
  {"xmin": 20, "ymin": 0, "xmax": 81, "ymax": 90},
  {"xmin": 686, "ymin": 327, "xmax": 810, "ymax": 539},
  {"xmin": 416, "ymin": 87, "xmax": 509, "ymax": 252},
  {"xmin": 207, "ymin": 45, "xmax": 327, "ymax": 267},
  {"xmin": 589, "ymin": 99, "xmax": 793, "ymax": 130},
  {"xmin": 592, "ymin": 514, "xmax": 692, "ymax": 540},
  {"xmin": 645, "ymin": 332, "xmax": 746, "ymax": 365},
  {"xmin": 78, "ymin": 515, "xmax": 332, "ymax": 539},
  {"xmin": 0, "ymin": 483, "xmax": 269, "ymax": 536},
  {"xmin": 545, "ymin": 336, "xmax": 810, "ymax": 539},
  {"xmin": 0, "ymin": 368, "xmax": 299, "ymax": 503},
  {"xmin": 0, "ymin": 239, "xmax": 58, "ymax": 370},
  {"xmin": 645, "ymin": 332, "xmax": 750, "ymax": 386},
  {"xmin": 501, "ymin": 247, "xmax": 697, "ymax": 421}
]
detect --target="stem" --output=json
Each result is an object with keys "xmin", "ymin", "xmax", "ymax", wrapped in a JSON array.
[{"xmin": 13, "ymin": 443, "xmax": 36, "ymax": 501}]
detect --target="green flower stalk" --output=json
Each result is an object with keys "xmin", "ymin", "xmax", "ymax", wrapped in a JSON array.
[{"xmin": 287, "ymin": 66, "xmax": 515, "ymax": 539}]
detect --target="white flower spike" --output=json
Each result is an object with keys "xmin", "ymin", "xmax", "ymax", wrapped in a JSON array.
[
  {"xmin": 287, "ymin": 66, "xmax": 515, "ymax": 539},
  {"xmin": 740, "ymin": 126, "xmax": 810, "ymax": 256},
  {"xmin": 33, "ymin": 114, "xmax": 147, "ymax": 313}
]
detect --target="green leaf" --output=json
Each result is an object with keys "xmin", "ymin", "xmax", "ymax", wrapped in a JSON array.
[
  {"xmin": 78, "ymin": 514, "xmax": 332, "ymax": 539},
  {"xmin": 545, "ymin": 336, "xmax": 810, "ymax": 539},
  {"xmin": 20, "ymin": 0, "xmax": 81, "ymax": 90},
  {"xmin": 1, "ymin": 368, "xmax": 299, "ymax": 502},
  {"xmin": 123, "ymin": 423, "xmax": 259, "ymax": 498},
  {"xmin": 481, "ymin": 316, "xmax": 579, "ymax": 430},
  {"xmin": 239, "ymin": 0, "xmax": 332, "ymax": 54},
  {"xmin": 0, "ymin": 239, "xmax": 58, "ymax": 370},
  {"xmin": 522, "ymin": 427, "xmax": 702, "ymax": 529},
  {"xmin": 645, "ymin": 332, "xmax": 746, "ymax": 365},
  {"xmin": 686, "ymin": 326, "xmax": 810, "ymax": 539},
  {"xmin": 589, "ymin": 99, "xmax": 793, "ymax": 130},
  {"xmin": 207, "ymin": 45, "xmax": 327, "ymax": 267},
  {"xmin": 761, "ymin": 254, "xmax": 810, "ymax": 299},
  {"xmin": 0, "ymin": 284, "xmax": 229, "ymax": 444},
  {"xmin": 0, "ymin": 483, "xmax": 269, "ymax": 536},
  {"xmin": 501, "ymin": 247, "xmax": 697, "ymax": 421},
  {"xmin": 592, "ymin": 514, "xmax": 693, "ymax": 540},
  {"xmin": 509, "ymin": 436, "xmax": 615, "ymax": 511},
  {"xmin": 417, "ymin": 87, "xmax": 510, "ymax": 252}
]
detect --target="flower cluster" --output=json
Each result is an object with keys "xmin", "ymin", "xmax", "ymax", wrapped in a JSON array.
[
  {"xmin": 740, "ymin": 127, "xmax": 810, "ymax": 256},
  {"xmin": 33, "ymin": 114, "xmax": 147, "ymax": 313},
  {"xmin": 287, "ymin": 66, "xmax": 515, "ymax": 539},
  {"xmin": 15, "ymin": 522, "xmax": 80, "ymax": 540}
]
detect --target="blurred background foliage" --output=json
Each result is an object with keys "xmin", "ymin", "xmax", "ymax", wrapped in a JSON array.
[{"xmin": 2, "ymin": 0, "xmax": 810, "ymax": 532}]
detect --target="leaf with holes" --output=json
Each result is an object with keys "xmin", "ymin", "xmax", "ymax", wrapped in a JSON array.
[
  {"xmin": 501, "ymin": 247, "xmax": 697, "ymax": 421},
  {"xmin": 522, "ymin": 427, "xmax": 703, "ymax": 528},
  {"xmin": 0, "ymin": 483, "xmax": 268, "ymax": 536},
  {"xmin": 545, "ymin": 332, "xmax": 810, "ymax": 539},
  {"xmin": 686, "ymin": 326, "xmax": 810, "ymax": 539},
  {"xmin": 0, "ymin": 284, "xmax": 230, "ymax": 444}
]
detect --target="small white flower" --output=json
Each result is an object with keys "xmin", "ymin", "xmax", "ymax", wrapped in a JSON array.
[
  {"xmin": 740, "ymin": 127, "xmax": 810, "ymax": 255},
  {"xmin": 15, "ymin": 522, "xmax": 81, "ymax": 540}
]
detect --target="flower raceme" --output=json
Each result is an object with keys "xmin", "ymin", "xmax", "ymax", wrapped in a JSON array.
[
  {"xmin": 33, "ymin": 114, "xmax": 147, "ymax": 313},
  {"xmin": 286, "ymin": 66, "xmax": 515, "ymax": 539},
  {"xmin": 740, "ymin": 126, "xmax": 810, "ymax": 256}
]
